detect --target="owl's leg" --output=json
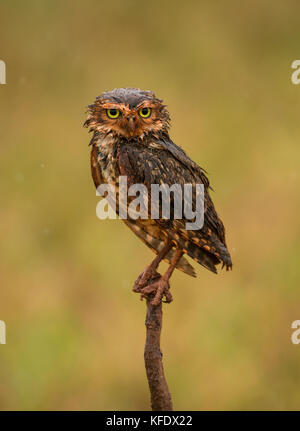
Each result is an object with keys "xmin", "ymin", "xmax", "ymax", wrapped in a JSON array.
[
  {"xmin": 133, "ymin": 240, "xmax": 172, "ymax": 292},
  {"xmin": 139, "ymin": 249, "xmax": 184, "ymax": 306}
]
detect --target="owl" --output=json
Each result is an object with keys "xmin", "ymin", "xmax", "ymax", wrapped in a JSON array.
[{"xmin": 84, "ymin": 88, "xmax": 232, "ymax": 305}]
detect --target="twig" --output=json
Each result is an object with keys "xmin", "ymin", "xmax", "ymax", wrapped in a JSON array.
[{"xmin": 144, "ymin": 296, "xmax": 173, "ymax": 411}]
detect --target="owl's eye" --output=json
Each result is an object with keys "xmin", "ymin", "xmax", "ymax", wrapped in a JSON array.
[
  {"xmin": 106, "ymin": 109, "xmax": 120, "ymax": 119},
  {"xmin": 138, "ymin": 107, "xmax": 151, "ymax": 118}
]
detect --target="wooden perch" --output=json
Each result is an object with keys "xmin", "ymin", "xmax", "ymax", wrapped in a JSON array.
[{"xmin": 143, "ymin": 294, "xmax": 173, "ymax": 411}]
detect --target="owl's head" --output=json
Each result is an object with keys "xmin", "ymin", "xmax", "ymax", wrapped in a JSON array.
[{"xmin": 85, "ymin": 88, "xmax": 170, "ymax": 140}]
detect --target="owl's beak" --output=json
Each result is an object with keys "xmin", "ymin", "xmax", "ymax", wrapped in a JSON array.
[{"xmin": 127, "ymin": 116, "xmax": 136, "ymax": 136}]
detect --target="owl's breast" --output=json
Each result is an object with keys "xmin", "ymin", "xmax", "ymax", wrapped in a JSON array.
[{"xmin": 94, "ymin": 136, "xmax": 120, "ymax": 186}]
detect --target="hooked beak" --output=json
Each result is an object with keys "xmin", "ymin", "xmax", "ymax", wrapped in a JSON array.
[{"xmin": 127, "ymin": 116, "xmax": 136, "ymax": 136}]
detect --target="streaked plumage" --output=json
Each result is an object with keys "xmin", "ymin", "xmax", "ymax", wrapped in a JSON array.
[{"xmin": 85, "ymin": 88, "xmax": 232, "ymax": 301}]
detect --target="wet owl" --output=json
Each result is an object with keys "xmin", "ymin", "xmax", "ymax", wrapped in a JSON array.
[{"xmin": 84, "ymin": 88, "xmax": 232, "ymax": 305}]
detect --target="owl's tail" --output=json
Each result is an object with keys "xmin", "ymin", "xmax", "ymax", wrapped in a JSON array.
[
  {"xmin": 124, "ymin": 220, "xmax": 196, "ymax": 277},
  {"xmin": 163, "ymin": 247, "xmax": 196, "ymax": 277},
  {"xmin": 180, "ymin": 239, "xmax": 218, "ymax": 274}
]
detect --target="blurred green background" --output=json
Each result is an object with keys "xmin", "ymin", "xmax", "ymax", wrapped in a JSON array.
[{"xmin": 0, "ymin": 0, "xmax": 300, "ymax": 410}]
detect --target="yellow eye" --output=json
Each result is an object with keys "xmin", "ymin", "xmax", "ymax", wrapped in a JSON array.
[
  {"xmin": 106, "ymin": 109, "xmax": 120, "ymax": 119},
  {"xmin": 138, "ymin": 107, "xmax": 151, "ymax": 118}
]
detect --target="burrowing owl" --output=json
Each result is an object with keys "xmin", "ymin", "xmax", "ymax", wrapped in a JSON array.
[{"xmin": 85, "ymin": 88, "xmax": 232, "ymax": 305}]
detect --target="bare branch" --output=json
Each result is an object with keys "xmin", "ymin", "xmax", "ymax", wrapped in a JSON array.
[{"xmin": 144, "ymin": 296, "xmax": 173, "ymax": 411}]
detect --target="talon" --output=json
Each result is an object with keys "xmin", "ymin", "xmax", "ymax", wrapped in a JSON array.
[
  {"xmin": 133, "ymin": 269, "xmax": 160, "ymax": 292},
  {"xmin": 133, "ymin": 248, "xmax": 182, "ymax": 305},
  {"xmin": 139, "ymin": 277, "xmax": 173, "ymax": 306}
]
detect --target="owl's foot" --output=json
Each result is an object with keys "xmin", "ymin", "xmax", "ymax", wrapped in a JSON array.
[
  {"xmin": 133, "ymin": 248, "xmax": 183, "ymax": 306},
  {"xmin": 140, "ymin": 275, "xmax": 173, "ymax": 306},
  {"xmin": 133, "ymin": 266, "xmax": 160, "ymax": 293},
  {"xmin": 133, "ymin": 271, "xmax": 172, "ymax": 305},
  {"xmin": 133, "ymin": 241, "xmax": 173, "ymax": 292}
]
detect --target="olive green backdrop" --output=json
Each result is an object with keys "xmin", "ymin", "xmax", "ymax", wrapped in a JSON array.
[{"xmin": 0, "ymin": 0, "xmax": 299, "ymax": 410}]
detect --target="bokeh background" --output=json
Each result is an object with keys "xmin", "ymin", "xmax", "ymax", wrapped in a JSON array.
[{"xmin": 0, "ymin": 0, "xmax": 300, "ymax": 410}]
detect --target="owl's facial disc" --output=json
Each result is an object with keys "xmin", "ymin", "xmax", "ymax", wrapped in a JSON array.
[
  {"xmin": 101, "ymin": 102, "xmax": 158, "ymax": 138},
  {"xmin": 85, "ymin": 88, "xmax": 170, "ymax": 139}
]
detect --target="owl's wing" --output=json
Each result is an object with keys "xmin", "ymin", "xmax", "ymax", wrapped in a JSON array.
[
  {"xmin": 91, "ymin": 145, "xmax": 196, "ymax": 277},
  {"xmin": 117, "ymin": 140, "xmax": 232, "ymax": 273},
  {"xmin": 158, "ymin": 136, "xmax": 227, "ymax": 244},
  {"xmin": 91, "ymin": 145, "xmax": 105, "ymax": 187},
  {"xmin": 123, "ymin": 219, "xmax": 196, "ymax": 277}
]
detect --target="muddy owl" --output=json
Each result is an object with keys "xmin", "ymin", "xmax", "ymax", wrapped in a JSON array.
[{"xmin": 84, "ymin": 88, "xmax": 232, "ymax": 305}]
